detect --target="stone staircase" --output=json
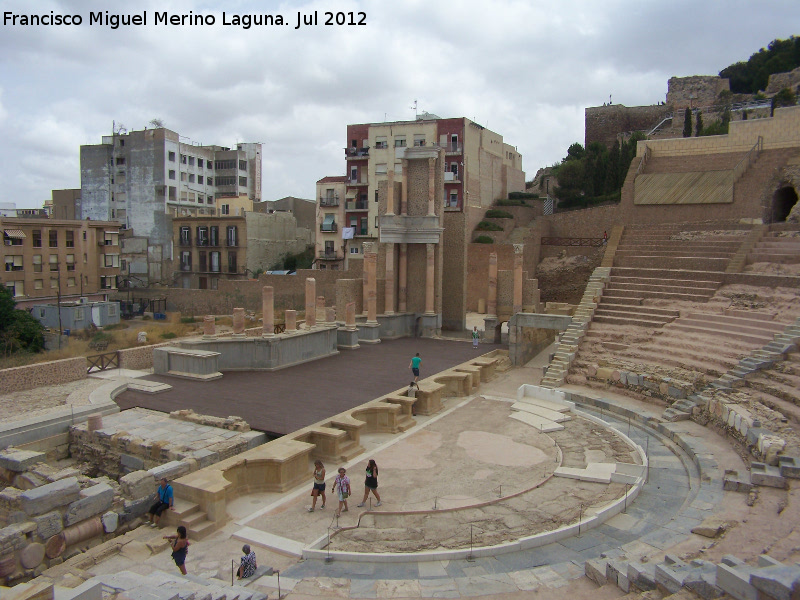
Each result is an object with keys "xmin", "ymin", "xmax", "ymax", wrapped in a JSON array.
[
  {"xmin": 613, "ymin": 226, "xmax": 745, "ymax": 270},
  {"xmin": 164, "ymin": 498, "xmax": 217, "ymax": 539},
  {"xmin": 747, "ymin": 228, "xmax": 800, "ymax": 265}
]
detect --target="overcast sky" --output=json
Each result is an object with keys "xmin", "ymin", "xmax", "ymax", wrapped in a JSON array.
[{"xmin": 0, "ymin": 0, "xmax": 797, "ymax": 209}]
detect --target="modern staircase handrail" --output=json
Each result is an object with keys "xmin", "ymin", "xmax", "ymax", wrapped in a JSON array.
[
  {"xmin": 732, "ymin": 135, "xmax": 763, "ymax": 185},
  {"xmin": 638, "ymin": 98, "xmax": 772, "ymax": 139},
  {"xmin": 634, "ymin": 145, "xmax": 651, "ymax": 177}
]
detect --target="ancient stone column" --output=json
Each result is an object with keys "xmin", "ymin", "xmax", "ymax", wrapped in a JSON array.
[
  {"xmin": 232, "ymin": 308, "xmax": 245, "ymax": 336},
  {"xmin": 427, "ymin": 157, "xmax": 436, "ymax": 216},
  {"xmin": 513, "ymin": 244, "xmax": 523, "ymax": 315},
  {"xmin": 285, "ymin": 309, "xmax": 297, "ymax": 333},
  {"xmin": 400, "ymin": 159, "xmax": 408, "ymax": 215},
  {"xmin": 363, "ymin": 242, "xmax": 378, "ymax": 324},
  {"xmin": 487, "ymin": 252, "xmax": 498, "ymax": 318},
  {"xmin": 345, "ymin": 301, "xmax": 356, "ymax": 329},
  {"xmin": 425, "ymin": 243, "xmax": 435, "ymax": 315},
  {"xmin": 316, "ymin": 296, "xmax": 326, "ymax": 323},
  {"xmin": 384, "ymin": 243, "xmax": 395, "ymax": 315},
  {"xmin": 386, "ymin": 168, "xmax": 395, "ymax": 215},
  {"xmin": 305, "ymin": 278, "xmax": 316, "ymax": 328},
  {"xmin": 325, "ymin": 307, "xmax": 336, "ymax": 323},
  {"xmin": 262, "ymin": 286, "xmax": 274, "ymax": 337},
  {"xmin": 398, "ymin": 243, "xmax": 408, "ymax": 312},
  {"xmin": 203, "ymin": 315, "xmax": 216, "ymax": 338}
]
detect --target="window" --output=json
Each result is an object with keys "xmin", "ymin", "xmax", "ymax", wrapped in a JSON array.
[
  {"xmin": 168, "ymin": 151, "xmax": 176, "ymax": 161},
  {"xmin": 321, "ymin": 214, "xmax": 336, "ymax": 232},
  {"xmin": 119, "ymin": 139, "xmax": 124, "ymax": 147},
  {"xmin": 104, "ymin": 231, "xmax": 118, "ymax": 246},
  {"xmin": 220, "ymin": 205, "xmax": 230, "ymax": 215},
  {"xmin": 375, "ymin": 163, "xmax": 387, "ymax": 175},
  {"xmin": 180, "ymin": 251, "xmax": 192, "ymax": 271},
  {"xmin": 215, "ymin": 159, "xmax": 236, "ymax": 170},
  {"xmin": 169, "ymin": 170, "xmax": 176, "ymax": 180},
  {"xmin": 66, "ymin": 254, "xmax": 75, "ymax": 271},
  {"xmin": 375, "ymin": 190, "xmax": 379, "ymax": 203},
  {"xmin": 197, "ymin": 158, "xmax": 204, "ymax": 169},
  {"xmin": 116, "ymin": 157, "xmax": 125, "ymax": 165},
  {"xmin": 67, "ymin": 277, "xmax": 76, "ymax": 287},
  {"xmin": 104, "ymin": 254, "xmax": 120, "ymax": 268},
  {"xmin": 394, "ymin": 136, "xmax": 406, "ymax": 147},
  {"xmin": 414, "ymin": 134, "xmax": 426, "ymax": 147},
  {"xmin": 50, "ymin": 277, "xmax": 58, "ymax": 289},
  {"xmin": 375, "ymin": 216, "xmax": 379, "ymax": 228},
  {"xmin": 181, "ymin": 172, "xmax": 187, "ymax": 182},
  {"xmin": 49, "ymin": 230, "xmax": 58, "ymax": 248},
  {"xmin": 168, "ymin": 186, "xmax": 176, "ymax": 200},
  {"xmin": 349, "ymin": 216, "xmax": 357, "ymax": 228},
  {"xmin": 100, "ymin": 276, "xmax": 116, "ymax": 289},
  {"xmin": 206, "ymin": 177, "xmax": 213, "ymax": 186},
  {"xmin": 188, "ymin": 156, "xmax": 195, "ymax": 166},
  {"xmin": 32, "ymin": 230, "xmax": 42, "ymax": 248},
  {"xmin": 209, "ymin": 226, "xmax": 219, "ymax": 246},
  {"xmin": 198, "ymin": 176, "xmax": 204, "ymax": 185},
  {"xmin": 33, "ymin": 255, "xmax": 42, "ymax": 273},
  {"xmin": 350, "ymin": 246, "xmax": 359, "ymax": 254},
  {"xmin": 5, "ymin": 281, "xmax": 23, "ymax": 297},
  {"xmin": 239, "ymin": 160, "xmax": 247, "ymax": 171},
  {"xmin": 34, "ymin": 279, "xmax": 43, "ymax": 290},
  {"xmin": 196, "ymin": 226, "xmax": 209, "ymax": 246},
  {"xmin": 350, "ymin": 166, "xmax": 358, "ymax": 182},
  {"xmin": 210, "ymin": 251, "xmax": 220, "ymax": 272},
  {"xmin": 4, "ymin": 256, "xmax": 22, "ymax": 271},
  {"xmin": 228, "ymin": 251, "xmax": 237, "ymax": 273},
  {"xmin": 179, "ymin": 226, "xmax": 191, "ymax": 246},
  {"xmin": 181, "ymin": 154, "xmax": 187, "ymax": 164},
  {"xmin": 189, "ymin": 174, "xmax": 195, "ymax": 183},
  {"xmin": 199, "ymin": 251, "xmax": 207, "ymax": 272},
  {"xmin": 375, "ymin": 136, "xmax": 387, "ymax": 149},
  {"xmin": 239, "ymin": 176, "xmax": 247, "ymax": 186},
  {"xmin": 49, "ymin": 255, "xmax": 59, "ymax": 271},
  {"xmin": 324, "ymin": 241, "xmax": 335, "ymax": 255},
  {"xmin": 226, "ymin": 226, "xmax": 238, "ymax": 247},
  {"xmin": 449, "ymin": 191, "xmax": 459, "ymax": 207},
  {"xmin": 66, "ymin": 231, "xmax": 74, "ymax": 248},
  {"xmin": 215, "ymin": 176, "xmax": 235, "ymax": 186}
]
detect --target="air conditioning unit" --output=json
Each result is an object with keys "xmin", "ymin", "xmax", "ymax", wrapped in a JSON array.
[{"xmin": 78, "ymin": 297, "xmax": 88, "ymax": 304}]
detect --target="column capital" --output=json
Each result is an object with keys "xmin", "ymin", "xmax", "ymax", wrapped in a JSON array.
[
  {"xmin": 362, "ymin": 241, "xmax": 376, "ymax": 254},
  {"xmin": 513, "ymin": 243, "xmax": 524, "ymax": 255}
]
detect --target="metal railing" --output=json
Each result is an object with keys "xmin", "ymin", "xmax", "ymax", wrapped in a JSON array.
[
  {"xmin": 320, "ymin": 197, "xmax": 340, "ymax": 207},
  {"xmin": 320, "ymin": 222, "xmax": 338, "ymax": 232},
  {"xmin": 318, "ymin": 251, "xmax": 342, "ymax": 260},
  {"xmin": 733, "ymin": 135, "xmax": 763, "ymax": 186},
  {"xmin": 635, "ymin": 145, "xmax": 651, "ymax": 177},
  {"xmin": 345, "ymin": 147, "xmax": 370, "ymax": 158}
]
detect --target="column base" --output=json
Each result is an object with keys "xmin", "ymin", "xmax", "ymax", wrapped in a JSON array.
[
  {"xmin": 337, "ymin": 327, "xmax": 361, "ymax": 350},
  {"xmin": 232, "ymin": 333, "xmax": 246, "ymax": 338},
  {"xmin": 483, "ymin": 316, "xmax": 500, "ymax": 344},
  {"xmin": 262, "ymin": 333, "xmax": 276, "ymax": 338},
  {"xmin": 357, "ymin": 322, "xmax": 382, "ymax": 345},
  {"xmin": 418, "ymin": 313, "xmax": 441, "ymax": 338}
]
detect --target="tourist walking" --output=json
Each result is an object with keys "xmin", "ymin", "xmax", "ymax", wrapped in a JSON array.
[
  {"xmin": 148, "ymin": 477, "xmax": 173, "ymax": 527},
  {"xmin": 308, "ymin": 459, "xmax": 326, "ymax": 512},
  {"xmin": 409, "ymin": 352, "xmax": 422, "ymax": 382},
  {"xmin": 237, "ymin": 544, "xmax": 257, "ymax": 579},
  {"xmin": 472, "ymin": 326, "xmax": 480, "ymax": 349},
  {"xmin": 357, "ymin": 459, "xmax": 382, "ymax": 507},
  {"xmin": 164, "ymin": 526, "xmax": 189, "ymax": 575},
  {"xmin": 332, "ymin": 467, "xmax": 351, "ymax": 517}
]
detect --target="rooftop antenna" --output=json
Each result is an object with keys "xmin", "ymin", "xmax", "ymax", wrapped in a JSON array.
[{"xmin": 410, "ymin": 99, "xmax": 418, "ymax": 119}]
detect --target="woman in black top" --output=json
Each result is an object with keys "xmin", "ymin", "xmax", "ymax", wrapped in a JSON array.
[{"xmin": 357, "ymin": 459, "xmax": 382, "ymax": 507}]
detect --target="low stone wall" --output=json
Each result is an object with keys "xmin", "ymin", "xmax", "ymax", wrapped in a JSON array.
[
  {"xmin": 117, "ymin": 342, "xmax": 172, "ymax": 371},
  {"xmin": 0, "ymin": 358, "xmax": 86, "ymax": 395}
]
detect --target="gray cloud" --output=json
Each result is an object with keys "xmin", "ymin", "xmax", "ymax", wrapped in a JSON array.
[{"xmin": 0, "ymin": 0, "xmax": 797, "ymax": 207}]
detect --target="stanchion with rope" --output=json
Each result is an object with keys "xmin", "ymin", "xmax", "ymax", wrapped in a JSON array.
[
  {"xmin": 466, "ymin": 524, "xmax": 475, "ymax": 562},
  {"xmin": 325, "ymin": 528, "xmax": 333, "ymax": 564},
  {"xmin": 577, "ymin": 503, "xmax": 584, "ymax": 538}
]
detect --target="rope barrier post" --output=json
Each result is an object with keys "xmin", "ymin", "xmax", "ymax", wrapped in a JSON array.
[
  {"xmin": 433, "ymin": 496, "xmax": 438, "ymax": 510},
  {"xmin": 645, "ymin": 436, "xmax": 650, "ymax": 484},
  {"xmin": 467, "ymin": 524, "xmax": 475, "ymax": 562},
  {"xmin": 624, "ymin": 483, "xmax": 630, "ymax": 514},
  {"xmin": 577, "ymin": 503, "xmax": 584, "ymax": 538},
  {"xmin": 325, "ymin": 528, "xmax": 333, "ymax": 564},
  {"xmin": 231, "ymin": 559, "xmax": 234, "ymax": 586},
  {"xmin": 277, "ymin": 569, "xmax": 282, "ymax": 599}
]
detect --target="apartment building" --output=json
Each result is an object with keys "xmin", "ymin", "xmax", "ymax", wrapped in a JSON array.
[
  {"xmin": 80, "ymin": 127, "xmax": 262, "ymax": 284},
  {"xmin": 1, "ymin": 218, "xmax": 122, "ymax": 308},
  {"xmin": 314, "ymin": 176, "xmax": 348, "ymax": 269}
]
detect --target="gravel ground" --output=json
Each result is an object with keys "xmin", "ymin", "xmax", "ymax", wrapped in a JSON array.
[{"xmin": 0, "ymin": 378, "xmax": 108, "ymax": 423}]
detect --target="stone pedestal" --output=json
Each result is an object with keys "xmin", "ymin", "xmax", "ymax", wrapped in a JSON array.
[
  {"xmin": 337, "ymin": 325, "xmax": 360, "ymax": 350},
  {"xmin": 419, "ymin": 313, "xmax": 441, "ymax": 338},
  {"xmin": 232, "ymin": 308, "xmax": 245, "ymax": 337},
  {"xmin": 153, "ymin": 347, "xmax": 223, "ymax": 381},
  {"xmin": 305, "ymin": 278, "xmax": 316, "ymax": 328},
  {"xmin": 357, "ymin": 322, "xmax": 382, "ymax": 345},
  {"xmin": 316, "ymin": 296, "xmax": 326, "ymax": 324},
  {"xmin": 285, "ymin": 309, "xmax": 297, "ymax": 333},
  {"xmin": 262, "ymin": 286, "xmax": 275, "ymax": 337},
  {"xmin": 483, "ymin": 316, "xmax": 500, "ymax": 344},
  {"xmin": 203, "ymin": 315, "xmax": 216, "ymax": 339},
  {"xmin": 325, "ymin": 307, "xmax": 336, "ymax": 323}
]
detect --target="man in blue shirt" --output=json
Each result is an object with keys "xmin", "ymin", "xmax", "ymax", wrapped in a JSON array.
[{"xmin": 148, "ymin": 477, "xmax": 174, "ymax": 527}]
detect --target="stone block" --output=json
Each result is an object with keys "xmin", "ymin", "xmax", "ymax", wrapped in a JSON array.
[
  {"xmin": 778, "ymin": 457, "xmax": 800, "ymax": 479},
  {"xmin": 102, "ymin": 511, "xmax": 119, "ymax": 533},
  {"xmin": 64, "ymin": 483, "xmax": 114, "ymax": 526},
  {"xmin": 0, "ymin": 449, "xmax": 46, "ymax": 472},
  {"xmin": 120, "ymin": 470, "xmax": 156, "ymax": 500},
  {"xmin": 120, "ymin": 454, "xmax": 145, "ymax": 472},
  {"xmin": 685, "ymin": 570, "xmax": 723, "ymax": 599},
  {"xmin": 717, "ymin": 563, "xmax": 757, "ymax": 600},
  {"xmin": 148, "ymin": 461, "xmax": 191, "ymax": 482},
  {"xmin": 628, "ymin": 562, "xmax": 657, "ymax": 591},
  {"xmin": 13, "ymin": 472, "xmax": 47, "ymax": 490},
  {"xmin": 723, "ymin": 470, "xmax": 752, "ymax": 493},
  {"xmin": 750, "ymin": 463, "xmax": 786, "ymax": 489},
  {"xmin": 758, "ymin": 556, "xmax": 784, "ymax": 568},
  {"xmin": 585, "ymin": 558, "xmax": 608, "ymax": 585},
  {"xmin": 33, "ymin": 512, "xmax": 63, "ymax": 541},
  {"xmin": 120, "ymin": 492, "xmax": 156, "ymax": 524},
  {"xmin": 749, "ymin": 565, "xmax": 800, "ymax": 600},
  {"xmin": 692, "ymin": 518, "xmax": 728, "ymax": 539},
  {"xmin": 20, "ymin": 477, "xmax": 80, "ymax": 516},
  {"xmin": 189, "ymin": 449, "xmax": 219, "ymax": 469}
]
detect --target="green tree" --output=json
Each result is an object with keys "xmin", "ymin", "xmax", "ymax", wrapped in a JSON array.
[
  {"xmin": 772, "ymin": 87, "xmax": 797, "ymax": 114},
  {"xmin": 695, "ymin": 111, "xmax": 703, "ymax": 137},
  {"xmin": 683, "ymin": 108, "xmax": 692, "ymax": 137},
  {"xmin": 565, "ymin": 143, "xmax": 585, "ymax": 162},
  {"xmin": 0, "ymin": 288, "xmax": 45, "ymax": 356},
  {"xmin": 604, "ymin": 140, "xmax": 621, "ymax": 194},
  {"xmin": 720, "ymin": 36, "xmax": 800, "ymax": 93}
]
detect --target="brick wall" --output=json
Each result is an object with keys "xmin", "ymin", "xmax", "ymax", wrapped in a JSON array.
[
  {"xmin": 0, "ymin": 357, "xmax": 86, "ymax": 394},
  {"xmin": 466, "ymin": 244, "xmax": 516, "ymax": 312}
]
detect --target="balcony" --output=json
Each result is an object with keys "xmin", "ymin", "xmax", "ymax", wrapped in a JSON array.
[
  {"xmin": 226, "ymin": 240, "xmax": 238, "ymax": 247},
  {"xmin": 179, "ymin": 238, "xmax": 192, "ymax": 247},
  {"xmin": 348, "ymin": 178, "xmax": 368, "ymax": 186},
  {"xmin": 444, "ymin": 171, "xmax": 461, "ymax": 183},
  {"xmin": 354, "ymin": 229, "xmax": 371, "ymax": 237},
  {"xmin": 345, "ymin": 147, "xmax": 369, "ymax": 159},
  {"xmin": 319, "ymin": 196, "xmax": 340, "ymax": 207},
  {"xmin": 320, "ymin": 222, "xmax": 338, "ymax": 233},
  {"xmin": 442, "ymin": 143, "xmax": 462, "ymax": 155},
  {"xmin": 318, "ymin": 251, "xmax": 343, "ymax": 261},
  {"xmin": 180, "ymin": 264, "xmax": 192, "ymax": 272},
  {"xmin": 345, "ymin": 200, "xmax": 369, "ymax": 211}
]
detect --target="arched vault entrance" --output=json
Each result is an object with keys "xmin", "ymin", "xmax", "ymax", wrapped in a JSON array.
[{"xmin": 773, "ymin": 185, "xmax": 799, "ymax": 222}]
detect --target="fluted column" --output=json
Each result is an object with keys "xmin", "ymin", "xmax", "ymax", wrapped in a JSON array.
[
  {"xmin": 363, "ymin": 242, "xmax": 378, "ymax": 324},
  {"xmin": 305, "ymin": 278, "xmax": 316, "ymax": 328},
  {"xmin": 513, "ymin": 244, "xmax": 523, "ymax": 315},
  {"xmin": 425, "ymin": 243, "xmax": 435, "ymax": 315},
  {"xmin": 400, "ymin": 159, "xmax": 408, "ymax": 215},
  {"xmin": 398, "ymin": 243, "xmax": 408, "ymax": 312},
  {"xmin": 232, "ymin": 308, "xmax": 245, "ymax": 336},
  {"xmin": 427, "ymin": 157, "xmax": 436, "ymax": 216},
  {"xmin": 487, "ymin": 252, "xmax": 498, "ymax": 318},
  {"xmin": 384, "ymin": 243, "xmax": 395, "ymax": 315},
  {"xmin": 262, "ymin": 286, "xmax": 274, "ymax": 337}
]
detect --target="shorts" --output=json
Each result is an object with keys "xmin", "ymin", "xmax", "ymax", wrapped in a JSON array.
[
  {"xmin": 149, "ymin": 501, "xmax": 170, "ymax": 517},
  {"xmin": 365, "ymin": 477, "xmax": 378, "ymax": 490},
  {"xmin": 412, "ymin": 367, "xmax": 420, "ymax": 376},
  {"xmin": 172, "ymin": 547, "xmax": 187, "ymax": 567},
  {"xmin": 338, "ymin": 490, "xmax": 349, "ymax": 502},
  {"xmin": 313, "ymin": 482, "xmax": 326, "ymax": 492}
]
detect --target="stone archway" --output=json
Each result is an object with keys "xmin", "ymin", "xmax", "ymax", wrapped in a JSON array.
[{"xmin": 773, "ymin": 185, "xmax": 799, "ymax": 222}]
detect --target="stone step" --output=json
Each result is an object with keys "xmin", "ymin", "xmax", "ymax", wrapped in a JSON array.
[
  {"xmin": 597, "ymin": 302, "xmax": 680, "ymax": 317},
  {"xmin": 606, "ymin": 282, "xmax": 719, "ymax": 295},
  {"xmin": 683, "ymin": 313, "xmax": 788, "ymax": 334},
  {"xmin": 669, "ymin": 322, "xmax": 774, "ymax": 346},
  {"xmin": 748, "ymin": 252, "xmax": 800, "ymax": 264},
  {"xmin": 616, "ymin": 249, "xmax": 736, "ymax": 259},
  {"xmin": 618, "ymin": 342, "xmax": 742, "ymax": 370},
  {"xmin": 188, "ymin": 518, "xmax": 217, "ymax": 540},
  {"xmin": 610, "ymin": 266, "xmax": 725, "ymax": 282},
  {"xmin": 594, "ymin": 308, "xmax": 676, "ymax": 324},
  {"xmin": 614, "ymin": 350, "xmax": 731, "ymax": 378},
  {"xmin": 510, "ymin": 402, "xmax": 571, "ymax": 422},
  {"xmin": 754, "ymin": 240, "xmax": 800, "ymax": 249},
  {"xmin": 602, "ymin": 289, "xmax": 715, "ymax": 302},
  {"xmin": 614, "ymin": 256, "xmax": 731, "ymax": 270},
  {"xmin": 509, "ymin": 411, "xmax": 564, "ymax": 432},
  {"xmin": 593, "ymin": 314, "xmax": 673, "ymax": 328},
  {"xmin": 723, "ymin": 308, "xmax": 777, "ymax": 321},
  {"xmin": 610, "ymin": 274, "xmax": 723, "ymax": 287},
  {"xmin": 748, "ymin": 374, "xmax": 800, "ymax": 405}
]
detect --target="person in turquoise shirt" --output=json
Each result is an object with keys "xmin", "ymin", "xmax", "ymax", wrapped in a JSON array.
[{"xmin": 409, "ymin": 352, "xmax": 421, "ymax": 382}]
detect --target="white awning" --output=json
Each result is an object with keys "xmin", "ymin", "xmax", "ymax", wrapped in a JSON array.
[
  {"xmin": 3, "ymin": 229, "xmax": 26, "ymax": 239},
  {"xmin": 345, "ymin": 190, "xmax": 358, "ymax": 199}
]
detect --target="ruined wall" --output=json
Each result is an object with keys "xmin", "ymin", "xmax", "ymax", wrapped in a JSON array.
[
  {"xmin": 585, "ymin": 104, "xmax": 671, "ymax": 148},
  {"xmin": 666, "ymin": 75, "xmax": 730, "ymax": 110},
  {"xmin": 465, "ymin": 244, "xmax": 516, "ymax": 312},
  {"xmin": 0, "ymin": 358, "xmax": 86, "ymax": 395},
  {"xmin": 765, "ymin": 66, "xmax": 800, "ymax": 95},
  {"xmin": 442, "ymin": 212, "xmax": 467, "ymax": 331},
  {"xmin": 117, "ymin": 343, "xmax": 172, "ymax": 371}
]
